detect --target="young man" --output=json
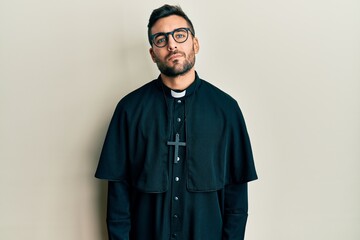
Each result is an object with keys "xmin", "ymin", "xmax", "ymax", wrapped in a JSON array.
[{"xmin": 95, "ymin": 4, "xmax": 258, "ymax": 240}]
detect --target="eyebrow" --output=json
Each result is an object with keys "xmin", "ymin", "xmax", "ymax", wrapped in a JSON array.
[{"xmin": 151, "ymin": 27, "xmax": 190, "ymax": 36}]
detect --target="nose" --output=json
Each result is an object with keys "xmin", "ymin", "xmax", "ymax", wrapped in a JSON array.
[{"xmin": 167, "ymin": 34, "xmax": 178, "ymax": 51}]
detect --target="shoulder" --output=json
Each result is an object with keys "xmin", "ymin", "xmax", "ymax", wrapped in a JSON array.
[
  {"xmin": 198, "ymin": 79, "xmax": 239, "ymax": 108},
  {"xmin": 198, "ymin": 79, "xmax": 250, "ymax": 128},
  {"xmin": 121, "ymin": 79, "xmax": 158, "ymax": 102},
  {"xmin": 115, "ymin": 79, "xmax": 160, "ymax": 110},
  {"xmin": 108, "ymin": 79, "xmax": 161, "ymax": 119}
]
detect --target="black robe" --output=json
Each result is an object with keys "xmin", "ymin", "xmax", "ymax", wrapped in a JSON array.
[{"xmin": 95, "ymin": 73, "xmax": 258, "ymax": 240}]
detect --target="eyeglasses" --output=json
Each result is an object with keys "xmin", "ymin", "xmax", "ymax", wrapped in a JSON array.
[{"xmin": 150, "ymin": 27, "xmax": 194, "ymax": 48}]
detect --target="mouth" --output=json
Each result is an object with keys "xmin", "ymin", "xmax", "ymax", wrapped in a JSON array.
[{"xmin": 167, "ymin": 53, "xmax": 183, "ymax": 61}]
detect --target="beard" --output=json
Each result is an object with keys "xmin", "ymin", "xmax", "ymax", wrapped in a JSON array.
[{"xmin": 154, "ymin": 49, "xmax": 196, "ymax": 77}]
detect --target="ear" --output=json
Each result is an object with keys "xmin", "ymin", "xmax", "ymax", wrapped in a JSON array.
[
  {"xmin": 193, "ymin": 37, "xmax": 200, "ymax": 54},
  {"xmin": 149, "ymin": 48, "xmax": 156, "ymax": 63}
]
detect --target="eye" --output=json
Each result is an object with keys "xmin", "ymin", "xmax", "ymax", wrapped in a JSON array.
[
  {"xmin": 174, "ymin": 30, "xmax": 187, "ymax": 39},
  {"xmin": 154, "ymin": 35, "xmax": 167, "ymax": 45},
  {"xmin": 156, "ymin": 38, "xmax": 166, "ymax": 44}
]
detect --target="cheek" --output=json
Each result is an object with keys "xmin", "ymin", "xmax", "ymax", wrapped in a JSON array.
[
  {"xmin": 183, "ymin": 41, "xmax": 196, "ymax": 54},
  {"xmin": 153, "ymin": 50, "xmax": 167, "ymax": 61}
]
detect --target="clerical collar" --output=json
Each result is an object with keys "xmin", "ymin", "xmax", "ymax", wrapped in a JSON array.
[
  {"xmin": 157, "ymin": 72, "xmax": 201, "ymax": 99},
  {"xmin": 171, "ymin": 90, "xmax": 186, "ymax": 98}
]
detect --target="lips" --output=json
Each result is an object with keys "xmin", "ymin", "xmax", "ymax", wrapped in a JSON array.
[{"xmin": 167, "ymin": 53, "xmax": 184, "ymax": 61}]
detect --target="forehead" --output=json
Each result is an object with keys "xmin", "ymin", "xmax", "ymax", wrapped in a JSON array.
[{"xmin": 151, "ymin": 15, "xmax": 189, "ymax": 34}]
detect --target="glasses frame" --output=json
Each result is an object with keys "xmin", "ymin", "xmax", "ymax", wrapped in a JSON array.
[{"xmin": 150, "ymin": 27, "xmax": 194, "ymax": 48}]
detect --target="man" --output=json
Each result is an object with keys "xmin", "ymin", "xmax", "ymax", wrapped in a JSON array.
[{"xmin": 95, "ymin": 4, "xmax": 257, "ymax": 240}]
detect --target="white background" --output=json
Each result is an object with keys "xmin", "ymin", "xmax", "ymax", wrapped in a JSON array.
[{"xmin": 1, "ymin": 0, "xmax": 359, "ymax": 239}]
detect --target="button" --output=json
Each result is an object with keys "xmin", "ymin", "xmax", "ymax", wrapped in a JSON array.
[
  {"xmin": 177, "ymin": 118, "xmax": 181, "ymax": 122},
  {"xmin": 177, "ymin": 100, "xmax": 182, "ymax": 103},
  {"xmin": 173, "ymin": 214, "xmax": 178, "ymax": 218},
  {"xmin": 175, "ymin": 177, "xmax": 180, "ymax": 182},
  {"xmin": 174, "ymin": 196, "xmax": 179, "ymax": 201},
  {"xmin": 176, "ymin": 156, "xmax": 180, "ymax": 163}
]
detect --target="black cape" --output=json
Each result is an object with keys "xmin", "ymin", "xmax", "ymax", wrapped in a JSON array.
[{"xmin": 95, "ymin": 73, "xmax": 258, "ymax": 240}]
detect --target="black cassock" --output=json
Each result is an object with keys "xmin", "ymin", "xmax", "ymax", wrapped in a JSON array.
[{"xmin": 95, "ymin": 73, "xmax": 258, "ymax": 240}]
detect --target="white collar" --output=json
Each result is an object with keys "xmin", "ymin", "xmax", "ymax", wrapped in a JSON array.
[{"xmin": 171, "ymin": 90, "xmax": 186, "ymax": 98}]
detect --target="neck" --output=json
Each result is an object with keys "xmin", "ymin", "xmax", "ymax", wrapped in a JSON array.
[{"xmin": 161, "ymin": 69, "xmax": 196, "ymax": 91}]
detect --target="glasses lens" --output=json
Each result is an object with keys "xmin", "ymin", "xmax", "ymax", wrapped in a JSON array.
[
  {"xmin": 152, "ymin": 28, "xmax": 190, "ymax": 47},
  {"xmin": 173, "ymin": 29, "xmax": 188, "ymax": 43},
  {"xmin": 154, "ymin": 34, "xmax": 167, "ymax": 47}
]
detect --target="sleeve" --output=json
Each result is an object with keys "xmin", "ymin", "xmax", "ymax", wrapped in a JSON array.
[
  {"xmin": 222, "ymin": 101, "xmax": 257, "ymax": 239},
  {"xmin": 95, "ymin": 103, "xmax": 132, "ymax": 239},
  {"xmin": 107, "ymin": 181, "xmax": 131, "ymax": 240},
  {"xmin": 223, "ymin": 182, "xmax": 248, "ymax": 240}
]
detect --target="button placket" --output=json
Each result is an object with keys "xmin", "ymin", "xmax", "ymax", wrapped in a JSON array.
[{"xmin": 170, "ymin": 97, "xmax": 185, "ymax": 235}]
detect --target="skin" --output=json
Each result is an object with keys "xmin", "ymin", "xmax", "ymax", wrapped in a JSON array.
[{"xmin": 149, "ymin": 15, "xmax": 200, "ymax": 90}]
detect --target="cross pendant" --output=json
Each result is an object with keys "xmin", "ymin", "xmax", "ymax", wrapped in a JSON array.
[{"xmin": 167, "ymin": 133, "xmax": 186, "ymax": 163}]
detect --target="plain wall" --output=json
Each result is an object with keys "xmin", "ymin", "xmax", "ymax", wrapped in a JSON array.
[{"xmin": 1, "ymin": 0, "xmax": 359, "ymax": 239}]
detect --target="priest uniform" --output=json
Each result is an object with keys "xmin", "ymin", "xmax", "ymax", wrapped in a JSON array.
[{"xmin": 95, "ymin": 72, "xmax": 258, "ymax": 240}]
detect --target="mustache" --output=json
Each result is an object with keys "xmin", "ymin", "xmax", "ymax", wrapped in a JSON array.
[{"xmin": 166, "ymin": 51, "xmax": 185, "ymax": 60}]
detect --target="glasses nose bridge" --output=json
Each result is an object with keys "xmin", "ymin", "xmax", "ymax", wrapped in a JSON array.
[
  {"xmin": 166, "ymin": 31, "xmax": 177, "ymax": 47},
  {"xmin": 166, "ymin": 31, "xmax": 176, "ymax": 40}
]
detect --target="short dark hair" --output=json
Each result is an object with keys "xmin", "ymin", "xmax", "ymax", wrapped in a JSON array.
[{"xmin": 147, "ymin": 4, "xmax": 195, "ymax": 46}]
